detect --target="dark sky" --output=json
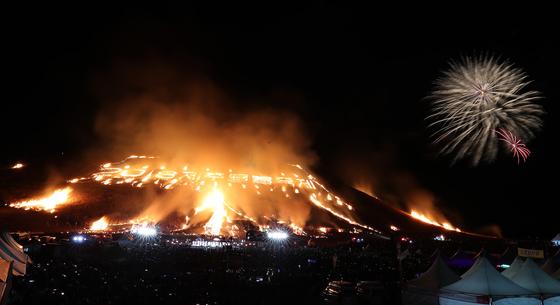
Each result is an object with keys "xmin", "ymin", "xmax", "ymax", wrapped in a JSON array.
[{"xmin": 2, "ymin": 4, "xmax": 558, "ymax": 238}]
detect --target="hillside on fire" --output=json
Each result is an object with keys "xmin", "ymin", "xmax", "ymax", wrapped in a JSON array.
[{"xmin": 1, "ymin": 157, "xmax": 481, "ymax": 241}]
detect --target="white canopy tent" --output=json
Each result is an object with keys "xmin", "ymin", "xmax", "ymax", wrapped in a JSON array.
[
  {"xmin": 510, "ymin": 258, "xmax": 560, "ymax": 304},
  {"xmin": 460, "ymin": 255, "xmax": 484, "ymax": 279},
  {"xmin": 440, "ymin": 257, "xmax": 539, "ymax": 305},
  {"xmin": 403, "ymin": 254, "xmax": 461, "ymax": 305}
]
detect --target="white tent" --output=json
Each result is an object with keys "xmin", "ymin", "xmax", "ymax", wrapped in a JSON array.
[
  {"xmin": 403, "ymin": 254, "xmax": 461, "ymax": 305},
  {"xmin": 510, "ymin": 258, "xmax": 560, "ymax": 304},
  {"xmin": 0, "ymin": 260, "xmax": 13, "ymax": 305},
  {"xmin": 503, "ymin": 257, "xmax": 526, "ymax": 279},
  {"xmin": 460, "ymin": 256, "xmax": 484, "ymax": 278},
  {"xmin": 0, "ymin": 232, "xmax": 30, "ymax": 276},
  {"xmin": 440, "ymin": 257, "xmax": 539, "ymax": 305}
]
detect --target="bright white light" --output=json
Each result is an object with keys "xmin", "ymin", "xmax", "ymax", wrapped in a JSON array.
[
  {"xmin": 131, "ymin": 223, "xmax": 158, "ymax": 237},
  {"xmin": 191, "ymin": 240, "xmax": 226, "ymax": 248},
  {"xmin": 12, "ymin": 163, "xmax": 24, "ymax": 169},
  {"xmin": 72, "ymin": 235, "xmax": 86, "ymax": 243},
  {"xmin": 267, "ymin": 231, "xmax": 288, "ymax": 240}
]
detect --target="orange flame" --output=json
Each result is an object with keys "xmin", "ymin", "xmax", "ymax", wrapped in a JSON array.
[
  {"xmin": 9, "ymin": 187, "xmax": 73, "ymax": 213},
  {"xmin": 195, "ymin": 188, "xmax": 227, "ymax": 235},
  {"xmin": 90, "ymin": 216, "xmax": 109, "ymax": 231},
  {"xmin": 67, "ymin": 156, "xmax": 378, "ymax": 235},
  {"xmin": 410, "ymin": 210, "xmax": 461, "ymax": 232}
]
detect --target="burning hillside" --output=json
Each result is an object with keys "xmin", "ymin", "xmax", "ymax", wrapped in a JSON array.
[
  {"xmin": 64, "ymin": 155, "xmax": 377, "ymax": 235},
  {"xmin": 2, "ymin": 154, "xmax": 475, "ymax": 240},
  {"xmin": 3, "ymin": 83, "xmax": 470, "ymax": 238},
  {"xmin": 9, "ymin": 187, "xmax": 74, "ymax": 213}
]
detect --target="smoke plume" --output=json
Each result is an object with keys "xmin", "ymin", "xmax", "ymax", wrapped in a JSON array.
[{"xmin": 90, "ymin": 59, "xmax": 317, "ymax": 227}]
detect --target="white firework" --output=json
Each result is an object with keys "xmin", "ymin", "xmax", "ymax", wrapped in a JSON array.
[{"xmin": 427, "ymin": 56, "xmax": 544, "ymax": 165}]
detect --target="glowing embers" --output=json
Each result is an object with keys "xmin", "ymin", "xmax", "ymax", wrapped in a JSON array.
[
  {"xmin": 252, "ymin": 175, "xmax": 272, "ymax": 185},
  {"xmin": 9, "ymin": 187, "xmax": 74, "ymax": 213},
  {"xmin": 228, "ymin": 173, "xmax": 249, "ymax": 183},
  {"xmin": 308, "ymin": 193, "xmax": 377, "ymax": 232},
  {"xmin": 205, "ymin": 172, "xmax": 225, "ymax": 180},
  {"xmin": 84, "ymin": 156, "xmax": 316, "ymax": 192},
  {"xmin": 90, "ymin": 216, "xmax": 109, "ymax": 231},
  {"xmin": 195, "ymin": 188, "xmax": 227, "ymax": 236},
  {"xmin": 410, "ymin": 210, "xmax": 461, "ymax": 232}
]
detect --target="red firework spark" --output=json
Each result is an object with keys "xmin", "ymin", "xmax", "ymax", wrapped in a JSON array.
[{"xmin": 495, "ymin": 129, "xmax": 531, "ymax": 164}]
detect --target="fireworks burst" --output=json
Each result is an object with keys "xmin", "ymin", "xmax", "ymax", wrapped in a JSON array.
[
  {"xmin": 495, "ymin": 129, "xmax": 531, "ymax": 164},
  {"xmin": 427, "ymin": 55, "xmax": 543, "ymax": 165}
]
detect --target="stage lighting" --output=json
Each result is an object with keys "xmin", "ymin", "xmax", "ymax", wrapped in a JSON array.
[{"xmin": 267, "ymin": 231, "xmax": 288, "ymax": 240}]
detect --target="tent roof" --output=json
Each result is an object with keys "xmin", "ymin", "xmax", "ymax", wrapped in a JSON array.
[
  {"xmin": 442, "ymin": 257, "xmax": 535, "ymax": 297},
  {"xmin": 460, "ymin": 251, "xmax": 502, "ymax": 279},
  {"xmin": 510, "ymin": 258, "xmax": 560, "ymax": 295},
  {"xmin": 553, "ymin": 268, "xmax": 560, "ymax": 280},
  {"xmin": 552, "ymin": 233, "xmax": 560, "ymax": 242},
  {"xmin": 408, "ymin": 254, "xmax": 460, "ymax": 290},
  {"xmin": 460, "ymin": 255, "xmax": 483, "ymax": 278},
  {"xmin": 502, "ymin": 256, "xmax": 526, "ymax": 279}
]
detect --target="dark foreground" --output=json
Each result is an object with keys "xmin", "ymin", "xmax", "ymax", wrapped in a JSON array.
[{"xmin": 8, "ymin": 236, "xmax": 402, "ymax": 305}]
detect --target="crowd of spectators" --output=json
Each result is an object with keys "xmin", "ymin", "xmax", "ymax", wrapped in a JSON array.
[{"xmin": 7, "ymin": 234, "xmax": 402, "ymax": 305}]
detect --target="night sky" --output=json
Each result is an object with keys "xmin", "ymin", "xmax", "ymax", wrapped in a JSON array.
[{"xmin": 2, "ymin": 4, "xmax": 558, "ymax": 238}]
